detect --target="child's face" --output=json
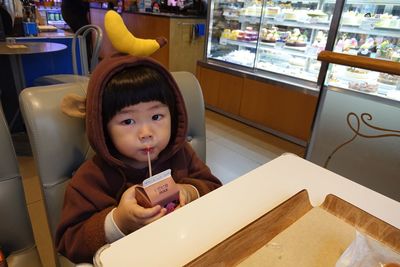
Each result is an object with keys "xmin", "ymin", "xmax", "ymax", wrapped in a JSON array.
[{"xmin": 107, "ymin": 101, "xmax": 171, "ymax": 169}]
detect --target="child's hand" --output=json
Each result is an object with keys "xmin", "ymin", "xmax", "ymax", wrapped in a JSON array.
[
  {"xmin": 113, "ymin": 185, "xmax": 167, "ymax": 235},
  {"xmin": 177, "ymin": 184, "xmax": 199, "ymax": 207}
]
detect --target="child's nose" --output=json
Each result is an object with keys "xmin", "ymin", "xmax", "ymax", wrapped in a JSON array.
[
  {"xmin": 139, "ymin": 126, "xmax": 153, "ymax": 142},
  {"xmin": 139, "ymin": 134, "xmax": 152, "ymax": 142}
]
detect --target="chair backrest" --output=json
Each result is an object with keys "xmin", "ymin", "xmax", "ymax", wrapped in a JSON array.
[
  {"xmin": 0, "ymin": 104, "xmax": 41, "ymax": 267},
  {"xmin": 72, "ymin": 24, "xmax": 103, "ymax": 76},
  {"xmin": 19, "ymin": 81, "xmax": 90, "ymax": 239},
  {"xmin": 19, "ymin": 71, "xmax": 206, "ymax": 242},
  {"xmin": 172, "ymin": 71, "xmax": 206, "ymax": 162},
  {"xmin": 33, "ymin": 25, "xmax": 103, "ymax": 87}
]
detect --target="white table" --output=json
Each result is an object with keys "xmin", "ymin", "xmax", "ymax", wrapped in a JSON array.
[{"xmin": 94, "ymin": 153, "xmax": 400, "ymax": 267}]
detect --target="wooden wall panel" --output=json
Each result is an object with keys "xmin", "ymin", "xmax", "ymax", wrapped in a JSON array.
[
  {"xmin": 169, "ymin": 18, "xmax": 206, "ymax": 74},
  {"xmin": 218, "ymin": 72, "xmax": 243, "ymax": 115},
  {"xmin": 240, "ymin": 78, "xmax": 317, "ymax": 141},
  {"xmin": 197, "ymin": 67, "xmax": 220, "ymax": 107},
  {"xmin": 89, "ymin": 8, "xmax": 117, "ymax": 59}
]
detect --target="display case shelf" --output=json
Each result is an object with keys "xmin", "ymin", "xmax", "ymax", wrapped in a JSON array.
[
  {"xmin": 219, "ymin": 38, "xmax": 257, "ymax": 48},
  {"xmin": 238, "ymin": 16, "xmax": 262, "ymax": 24},
  {"xmin": 325, "ymin": 0, "xmax": 399, "ymax": 4},
  {"xmin": 217, "ymin": 38, "xmax": 318, "ymax": 59},
  {"xmin": 263, "ymin": 18, "xmax": 331, "ymax": 31},
  {"xmin": 340, "ymin": 25, "xmax": 400, "ymax": 38},
  {"xmin": 259, "ymin": 43, "xmax": 317, "ymax": 59}
]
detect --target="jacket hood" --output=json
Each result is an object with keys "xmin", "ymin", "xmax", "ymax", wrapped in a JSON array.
[{"xmin": 86, "ymin": 54, "xmax": 188, "ymax": 169}]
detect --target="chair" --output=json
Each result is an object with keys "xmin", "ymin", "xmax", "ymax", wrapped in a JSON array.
[
  {"xmin": 34, "ymin": 24, "xmax": 103, "ymax": 86},
  {"xmin": 19, "ymin": 81, "xmax": 88, "ymax": 266},
  {"xmin": 171, "ymin": 71, "xmax": 206, "ymax": 162},
  {"xmin": 0, "ymin": 104, "xmax": 41, "ymax": 267},
  {"xmin": 19, "ymin": 71, "xmax": 205, "ymax": 264}
]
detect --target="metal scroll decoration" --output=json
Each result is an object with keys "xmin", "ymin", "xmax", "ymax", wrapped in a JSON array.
[{"xmin": 324, "ymin": 112, "xmax": 400, "ymax": 168}]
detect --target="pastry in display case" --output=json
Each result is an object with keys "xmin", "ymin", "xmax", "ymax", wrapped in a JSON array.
[{"xmin": 205, "ymin": 0, "xmax": 400, "ymax": 100}]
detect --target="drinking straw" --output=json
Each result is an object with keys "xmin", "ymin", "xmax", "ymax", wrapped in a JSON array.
[{"xmin": 147, "ymin": 147, "xmax": 152, "ymax": 177}]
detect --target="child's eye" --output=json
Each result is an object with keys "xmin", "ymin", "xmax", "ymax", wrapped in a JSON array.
[
  {"xmin": 121, "ymin": 119, "xmax": 135, "ymax": 125},
  {"xmin": 152, "ymin": 114, "xmax": 163, "ymax": 121}
]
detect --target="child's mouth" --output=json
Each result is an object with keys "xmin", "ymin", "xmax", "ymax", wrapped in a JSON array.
[{"xmin": 142, "ymin": 147, "xmax": 154, "ymax": 154}]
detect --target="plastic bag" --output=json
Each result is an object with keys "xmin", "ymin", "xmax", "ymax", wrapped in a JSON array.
[{"xmin": 336, "ymin": 231, "xmax": 400, "ymax": 267}]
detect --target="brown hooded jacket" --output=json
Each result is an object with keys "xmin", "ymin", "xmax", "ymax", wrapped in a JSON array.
[{"xmin": 55, "ymin": 55, "xmax": 222, "ymax": 263}]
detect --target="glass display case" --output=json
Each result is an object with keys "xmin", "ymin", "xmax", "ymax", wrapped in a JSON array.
[
  {"xmin": 205, "ymin": 0, "xmax": 400, "ymax": 99},
  {"xmin": 326, "ymin": 0, "xmax": 400, "ymax": 101},
  {"xmin": 207, "ymin": 0, "xmax": 336, "ymax": 81},
  {"xmin": 255, "ymin": 0, "xmax": 334, "ymax": 82}
]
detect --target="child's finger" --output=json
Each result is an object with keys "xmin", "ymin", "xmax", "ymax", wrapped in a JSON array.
[
  {"xmin": 133, "ymin": 204, "xmax": 163, "ymax": 219},
  {"xmin": 120, "ymin": 185, "xmax": 139, "ymax": 203},
  {"xmin": 144, "ymin": 208, "xmax": 167, "ymax": 224},
  {"xmin": 179, "ymin": 191, "xmax": 187, "ymax": 206}
]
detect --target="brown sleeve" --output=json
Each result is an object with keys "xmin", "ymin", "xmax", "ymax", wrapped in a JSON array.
[{"xmin": 55, "ymin": 160, "xmax": 120, "ymax": 263}]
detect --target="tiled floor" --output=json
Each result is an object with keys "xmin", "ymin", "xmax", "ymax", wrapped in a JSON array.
[{"xmin": 16, "ymin": 109, "xmax": 305, "ymax": 267}]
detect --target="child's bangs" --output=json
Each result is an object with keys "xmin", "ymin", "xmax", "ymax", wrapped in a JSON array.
[{"xmin": 102, "ymin": 66, "xmax": 175, "ymax": 123}]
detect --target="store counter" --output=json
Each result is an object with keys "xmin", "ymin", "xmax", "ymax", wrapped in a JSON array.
[
  {"xmin": 37, "ymin": 30, "xmax": 74, "ymax": 38},
  {"xmin": 93, "ymin": 153, "xmax": 400, "ymax": 266}
]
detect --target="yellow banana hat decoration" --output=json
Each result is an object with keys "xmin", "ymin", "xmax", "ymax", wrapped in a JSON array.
[{"xmin": 104, "ymin": 10, "xmax": 167, "ymax": 56}]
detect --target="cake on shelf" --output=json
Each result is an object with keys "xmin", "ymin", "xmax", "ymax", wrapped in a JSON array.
[
  {"xmin": 341, "ymin": 11, "xmax": 364, "ymax": 25},
  {"xmin": 376, "ymin": 40, "xmax": 395, "ymax": 59},
  {"xmin": 265, "ymin": 6, "xmax": 280, "ymax": 17},
  {"xmin": 279, "ymin": 31, "xmax": 291, "ymax": 42},
  {"xmin": 228, "ymin": 30, "xmax": 243, "ymax": 40},
  {"xmin": 357, "ymin": 37, "xmax": 375, "ymax": 57},
  {"xmin": 307, "ymin": 9, "xmax": 328, "ymax": 22},
  {"xmin": 282, "ymin": 9, "xmax": 297, "ymax": 20},
  {"xmin": 378, "ymin": 73, "xmax": 400, "ymax": 85},
  {"xmin": 285, "ymin": 28, "xmax": 307, "ymax": 47},
  {"xmin": 311, "ymin": 31, "xmax": 327, "ymax": 54},
  {"xmin": 345, "ymin": 67, "xmax": 369, "ymax": 80},
  {"xmin": 221, "ymin": 29, "xmax": 231, "ymax": 39},
  {"xmin": 375, "ymin": 13, "xmax": 400, "ymax": 28},
  {"xmin": 348, "ymin": 81, "xmax": 378, "ymax": 93},
  {"xmin": 260, "ymin": 27, "xmax": 280, "ymax": 43},
  {"xmin": 335, "ymin": 37, "xmax": 358, "ymax": 54},
  {"xmin": 243, "ymin": 27, "xmax": 259, "ymax": 41},
  {"xmin": 236, "ymin": 30, "xmax": 246, "ymax": 41},
  {"xmin": 391, "ymin": 51, "xmax": 400, "ymax": 62},
  {"xmin": 240, "ymin": 4, "xmax": 262, "ymax": 17},
  {"xmin": 343, "ymin": 38, "xmax": 358, "ymax": 51}
]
